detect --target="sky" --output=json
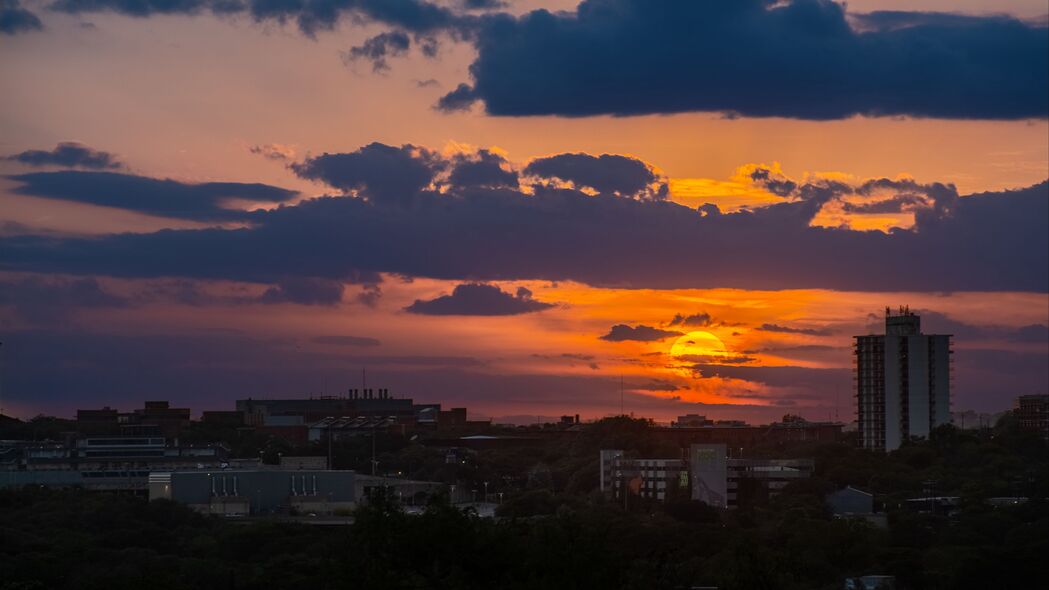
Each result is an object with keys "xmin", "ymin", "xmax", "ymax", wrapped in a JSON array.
[{"xmin": 0, "ymin": 0, "xmax": 1047, "ymax": 423}]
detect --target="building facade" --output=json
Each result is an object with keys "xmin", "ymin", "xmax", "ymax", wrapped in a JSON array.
[
  {"xmin": 599, "ymin": 450, "xmax": 689, "ymax": 502},
  {"xmin": 600, "ymin": 444, "xmax": 813, "ymax": 508},
  {"xmin": 855, "ymin": 308, "xmax": 952, "ymax": 451},
  {"xmin": 1015, "ymin": 394, "xmax": 1049, "ymax": 439},
  {"xmin": 689, "ymin": 444, "xmax": 814, "ymax": 508}
]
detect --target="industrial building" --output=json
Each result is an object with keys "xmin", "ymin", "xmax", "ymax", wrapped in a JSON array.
[
  {"xmin": 1, "ymin": 436, "xmax": 234, "ymax": 492},
  {"xmin": 148, "ymin": 470, "xmax": 444, "ymax": 516},
  {"xmin": 77, "ymin": 400, "xmax": 191, "ymax": 438},
  {"xmin": 236, "ymin": 390, "xmax": 469, "ymax": 435},
  {"xmin": 149, "ymin": 469, "xmax": 357, "ymax": 515},
  {"xmin": 855, "ymin": 308, "xmax": 952, "ymax": 451}
]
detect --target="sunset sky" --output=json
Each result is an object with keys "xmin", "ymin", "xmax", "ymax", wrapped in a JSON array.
[{"xmin": 1, "ymin": 0, "xmax": 1047, "ymax": 423}]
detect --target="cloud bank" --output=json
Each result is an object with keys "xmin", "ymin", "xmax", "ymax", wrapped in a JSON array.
[
  {"xmin": 27, "ymin": 0, "xmax": 1048, "ymax": 121},
  {"xmin": 443, "ymin": 0, "xmax": 1048, "ymax": 120},
  {"xmin": 3, "ymin": 143, "xmax": 1047, "ymax": 294},
  {"xmin": 405, "ymin": 283, "xmax": 554, "ymax": 316}
]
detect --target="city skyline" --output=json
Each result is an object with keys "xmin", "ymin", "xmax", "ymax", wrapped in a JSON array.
[{"xmin": 1, "ymin": 0, "xmax": 1047, "ymax": 423}]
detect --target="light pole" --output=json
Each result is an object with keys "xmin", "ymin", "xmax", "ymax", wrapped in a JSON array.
[{"xmin": 483, "ymin": 481, "xmax": 489, "ymax": 504}]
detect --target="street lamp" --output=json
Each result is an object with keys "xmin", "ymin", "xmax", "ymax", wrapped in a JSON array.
[{"xmin": 483, "ymin": 481, "xmax": 489, "ymax": 504}]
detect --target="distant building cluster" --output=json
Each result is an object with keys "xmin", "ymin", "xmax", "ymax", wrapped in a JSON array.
[
  {"xmin": 0, "ymin": 393, "xmax": 456, "ymax": 510},
  {"xmin": 236, "ymin": 389, "xmax": 485, "ymax": 446},
  {"xmin": 599, "ymin": 444, "xmax": 814, "ymax": 508}
]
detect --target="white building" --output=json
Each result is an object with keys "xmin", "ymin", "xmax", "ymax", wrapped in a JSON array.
[{"xmin": 855, "ymin": 308, "xmax": 952, "ymax": 451}]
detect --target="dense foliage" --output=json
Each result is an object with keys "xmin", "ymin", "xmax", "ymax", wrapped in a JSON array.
[{"xmin": 1, "ymin": 415, "xmax": 1046, "ymax": 589}]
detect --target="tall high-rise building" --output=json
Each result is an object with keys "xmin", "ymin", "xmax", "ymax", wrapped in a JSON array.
[{"xmin": 855, "ymin": 308, "xmax": 952, "ymax": 451}]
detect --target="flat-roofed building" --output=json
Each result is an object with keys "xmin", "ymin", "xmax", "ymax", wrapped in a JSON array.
[
  {"xmin": 689, "ymin": 444, "xmax": 813, "ymax": 508},
  {"xmin": 1015, "ymin": 394, "xmax": 1049, "ymax": 439},
  {"xmin": 599, "ymin": 450, "xmax": 688, "ymax": 502}
]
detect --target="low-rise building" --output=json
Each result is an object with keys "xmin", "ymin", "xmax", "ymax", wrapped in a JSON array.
[
  {"xmin": 599, "ymin": 451, "xmax": 689, "ymax": 501},
  {"xmin": 148, "ymin": 469, "xmax": 444, "ymax": 516},
  {"xmin": 1, "ymin": 435, "xmax": 229, "ymax": 492},
  {"xmin": 690, "ymin": 444, "xmax": 814, "ymax": 508},
  {"xmin": 600, "ymin": 444, "xmax": 813, "ymax": 507},
  {"xmin": 149, "ymin": 469, "xmax": 357, "ymax": 515},
  {"xmin": 672, "ymin": 414, "xmax": 712, "ymax": 428},
  {"xmin": 827, "ymin": 486, "xmax": 874, "ymax": 515},
  {"xmin": 1015, "ymin": 394, "xmax": 1048, "ymax": 438}
]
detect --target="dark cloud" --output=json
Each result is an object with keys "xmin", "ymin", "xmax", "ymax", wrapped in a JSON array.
[
  {"xmin": 841, "ymin": 194, "xmax": 927, "ymax": 214},
  {"xmin": 444, "ymin": 0, "xmax": 1048, "ymax": 120},
  {"xmin": 524, "ymin": 153, "xmax": 667, "ymax": 200},
  {"xmin": 1, "ymin": 143, "xmax": 1046, "ymax": 293},
  {"xmin": 345, "ymin": 30, "xmax": 411, "ymax": 72},
  {"xmin": 448, "ymin": 149, "xmax": 518, "ymax": 189},
  {"xmin": 6, "ymin": 171, "xmax": 298, "ymax": 222},
  {"xmin": 674, "ymin": 354, "xmax": 756, "ymax": 365},
  {"xmin": 693, "ymin": 363, "xmax": 852, "ymax": 393},
  {"xmin": 46, "ymin": 0, "xmax": 463, "ymax": 37},
  {"xmin": 312, "ymin": 334, "xmax": 381, "ymax": 346},
  {"xmin": 915, "ymin": 310, "xmax": 1049, "ymax": 344},
  {"xmin": 748, "ymin": 166, "xmax": 961, "ymax": 222},
  {"xmin": 743, "ymin": 344, "xmax": 848, "ymax": 364},
  {"xmin": 249, "ymin": 143, "xmax": 295, "ymax": 161},
  {"xmin": 532, "ymin": 352, "xmax": 599, "ymax": 370},
  {"xmin": 31, "ymin": 0, "xmax": 1049, "ymax": 125},
  {"xmin": 0, "ymin": 0, "xmax": 42, "ymax": 34},
  {"xmin": 405, "ymin": 283, "xmax": 554, "ymax": 315},
  {"xmin": 668, "ymin": 312, "xmax": 714, "ymax": 328},
  {"xmin": 600, "ymin": 324, "xmax": 680, "ymax": 342},
  {"xmin": 1010, "ymin": 324, "xmax": 1049, "ymax": 343},
  {"xmin": 5, "ymin": 142, "xmax": 122, "ymax": 169},
  {"xmin": 291, "ymin": 142, "xmax": 444, "ymax": 206},
  {"xmin": 462, "ymin": 0, "xmax": 504, "ymax": 10},
  {"xmin": 49, "ymin": 0, "xmax": 210, "ymax": 17},
  {"xmin": 259, "ymin": 277, "xmax": 344, "ymax": 305},
  {"xmin": 436, "ymin": 83, "xmax": 478, "ymax": 112},
  {"xmin": 634, "ymin": 378, "xmax": 679, "ymax": 392},
  {"xmin": 756, "ymin": 323, "xmax": 831, "ymax": 336},
  {"xmin": 0, "ymin": 276, "xmax": 128, "ymax": 325},
  {"xmin": 749, "ymin": 168, "xmax": 796, "ymax": 197}
]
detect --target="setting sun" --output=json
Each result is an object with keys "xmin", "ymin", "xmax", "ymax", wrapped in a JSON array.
[{"xmin": 669, "ymin": 331, "xmax": 728, "ymax": 359}]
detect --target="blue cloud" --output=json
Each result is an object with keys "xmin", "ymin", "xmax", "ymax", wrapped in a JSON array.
[
  {"xmin": 7, "ymin": 170, "xmax": 298, "ymax": 221},
  {"xmin": 443, "ymin": 0, "xmax": 1048, "ymax": 120}
]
